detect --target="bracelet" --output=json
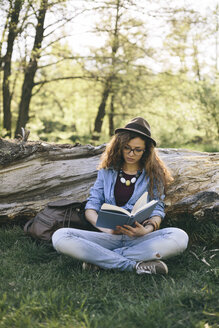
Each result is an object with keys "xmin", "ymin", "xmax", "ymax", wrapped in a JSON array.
[
  {"xmin": 144, "ymin": 222, "xmax": 155, "ymax": 231},
  {"xmin": 142, "ymin": 220, "xmax": 159, "ymax": 231}
]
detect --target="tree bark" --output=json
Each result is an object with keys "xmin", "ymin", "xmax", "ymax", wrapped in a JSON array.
[
  {"xmin": 0, "ymin": 140, "xmax": 218, "ymax": 229},
  {"xmin": 91, "ymin": 0, "xmax": 120, "ymax": 141},
  {"xmin": 91, "ymin": 80, "xmax": 111, "ymax": 141},
  {"xmin": 2, "ymin": 0, "xmax": 23, "ymax": 137},
  {"xmin": 109, "ymin": 94, "xmax": 115, "ymax": 136},
  {"xmin": 0, "ymin": 139, "xmax": 105, "ymax": 221},
  {"xmin": 15, "ymin": 0, "xmax": 48, "ymax": 137}
]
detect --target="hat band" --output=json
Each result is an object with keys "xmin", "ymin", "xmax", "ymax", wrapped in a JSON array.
[{"xmin": 125, "ymin": 123, "xmax": 151, "ymax": 137}]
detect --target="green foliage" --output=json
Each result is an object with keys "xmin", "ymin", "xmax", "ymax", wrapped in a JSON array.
[
  {"xmin": 0, "ymin": 225, "xmax": 218, "ymax": 327},
  {"xmin": 195, "ymin": 80, "xmax": 219, "ymax": 138},
  {"xmin": 0, "ymin": 1, "xmax": 219, "ymax": 151}
]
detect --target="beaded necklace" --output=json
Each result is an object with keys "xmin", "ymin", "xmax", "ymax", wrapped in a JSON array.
[{"xmin": 119, "ymin": 169, "xmax": 142, "ymax": 187}]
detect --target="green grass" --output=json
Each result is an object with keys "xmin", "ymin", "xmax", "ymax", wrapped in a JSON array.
[{"xmin": 0, "ymin": 226, "xmax": 218, "ymax": 328}]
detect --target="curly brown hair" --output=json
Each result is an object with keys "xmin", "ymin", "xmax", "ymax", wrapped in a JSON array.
[{"xmin": 98, "ymin": 131, "xmax": 173, "ymax": 198}]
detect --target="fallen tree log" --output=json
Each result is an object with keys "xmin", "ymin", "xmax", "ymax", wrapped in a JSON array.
[
  {"xmin": 0, "ymin": 139, "xmax": 218, "ymax": 231},
  {"xmin": 0, "ymin": 139, "xmax": 104, "ymax": 221}
]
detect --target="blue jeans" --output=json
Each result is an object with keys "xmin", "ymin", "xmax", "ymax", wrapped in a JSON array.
[{"xmin": 52, "ymin": 227, "xmax": 189, "ymax": 271}]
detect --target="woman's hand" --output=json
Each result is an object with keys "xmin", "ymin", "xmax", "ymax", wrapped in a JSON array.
[
  {"xmin": 85, "ymin": 209, "xmax": 121, "ymax": 234},
  {"xmin": 116, "ymin": 221, "xmax": 153, "ymax": 237}
]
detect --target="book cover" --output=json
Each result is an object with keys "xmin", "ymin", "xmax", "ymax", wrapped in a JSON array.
[{"xmin": 96, "ymin": 192, "xmax": 158, "ymax": 229}]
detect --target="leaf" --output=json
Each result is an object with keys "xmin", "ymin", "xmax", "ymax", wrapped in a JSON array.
[
  {"xmin": 201, "ymin": 258, "xmax": 211, "ymax": 267},
  {"xmin": 189, "ymin": 250, "xmax": 199, "ymax": 260}
]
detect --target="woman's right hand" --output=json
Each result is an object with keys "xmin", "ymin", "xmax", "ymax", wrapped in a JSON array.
[{"xmin": 85, "ymin": 209, "xmax": 121, "ymax": 234}]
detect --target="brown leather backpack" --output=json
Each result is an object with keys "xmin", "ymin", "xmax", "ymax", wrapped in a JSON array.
[{"xmin": 24, "ymin": 199, "xmax": 98, "ymax": 242}]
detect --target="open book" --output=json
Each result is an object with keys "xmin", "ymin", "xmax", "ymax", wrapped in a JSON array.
[{"xmin": 96, "ymin": 192, "xmax": 158, "ymax": 229}]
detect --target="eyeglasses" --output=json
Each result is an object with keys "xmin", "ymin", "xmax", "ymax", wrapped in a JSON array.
[{"xmin": 123, "ymin": 145, "xmax": 145, "ymax": 156}]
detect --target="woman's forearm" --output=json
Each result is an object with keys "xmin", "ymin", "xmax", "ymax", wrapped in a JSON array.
[
  {"xmin": 150, "ymin": 216, "xmax": 162, "ymax": 226},
  {"xmin": 147, "ymin": 216, "xmax": 162, "ymax": 230},
  {"xmin": 85, "ymin": 209, "xmax": 116, "ymax": 234},
  {"xmin": 85, "ymin": 209, "xmax": 98, "ymax": 227}
]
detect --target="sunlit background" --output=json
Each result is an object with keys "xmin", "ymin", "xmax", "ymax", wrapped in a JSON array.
[{"xmin": 0, "ymin": 0, "xmax": 218, "ymax": 151}]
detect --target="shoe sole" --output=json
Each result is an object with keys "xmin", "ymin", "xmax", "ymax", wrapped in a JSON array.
[{"xmin": 156, "ymin": 260, "xmax": 168, "ymax": 274}]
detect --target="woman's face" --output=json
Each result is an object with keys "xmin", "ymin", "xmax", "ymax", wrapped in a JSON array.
[{"xmin": 122, "ymin": 137, "xmax": 146, "ymax": 166}]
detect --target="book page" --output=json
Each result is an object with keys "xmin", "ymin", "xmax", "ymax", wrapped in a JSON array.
[
  {"xmin": 101, "ymin": 203, "xmax": 131, "ymax": 216},
  {"xmin": 131, "ymin": 192, "xmax": 148, "ymax": 215},
  {"xmin": 134, "ymin": 201, "xmax": 158, "ymax": 223},
  {"xmin": 133, "ymin": 200, "xmax": 157, "ymax": 216}
]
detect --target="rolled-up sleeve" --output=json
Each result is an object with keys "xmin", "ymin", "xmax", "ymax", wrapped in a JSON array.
[
  {"xmin": 149, "ymin": 183, "xmax": 166, "ymax": 219},
  {"xmin": 150, "ymin": 200, "xmax": 165, "ymax": 219},
  {"xmin": 85, "ymin": 170, "xmax": 105, "ymax": 213}
]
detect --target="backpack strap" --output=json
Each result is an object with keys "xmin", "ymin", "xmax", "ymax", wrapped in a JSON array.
[{"xmin": 24, "ymin": 217, "xmax": 35, "ymax": 233}]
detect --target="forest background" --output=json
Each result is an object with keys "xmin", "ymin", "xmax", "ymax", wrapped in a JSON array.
[{"xmin": 0, "ymin": 0, "xmax": 218, "ymax": 151}]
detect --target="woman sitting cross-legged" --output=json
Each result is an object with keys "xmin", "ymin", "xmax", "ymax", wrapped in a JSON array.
[{"xmin": 52, "ymin": 117, "xmax": 189, "ymax": 275}]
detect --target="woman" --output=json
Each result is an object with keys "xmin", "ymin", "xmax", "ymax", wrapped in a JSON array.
[{"xmin": 52, "ymin": 117, "xmax": 189, "ymax": 275}]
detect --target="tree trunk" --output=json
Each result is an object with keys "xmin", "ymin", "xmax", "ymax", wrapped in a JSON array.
[
  {"xmin": 0, "ymin": 140, "xmax": 218, "ymax": 231},
  {"xmin": 91, "ymin": 80, "xmax": 111, "ymax": 141},
  {"xmin": 109, "ymin": 94, "xmax": 115, "ymax": 136},
  {"xmin": 2, "ymin": 0, "xmax": 23, "ymax": 137},
  {"xmin": 91, "ymin": 0, "xmax": 120, "ymax": 141},
  {"xmin": 15, "ymin": 0, "xmax": 48, "ymax": 137}
]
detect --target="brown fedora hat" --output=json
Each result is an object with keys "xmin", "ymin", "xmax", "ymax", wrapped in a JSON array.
[{"xmin": 115, "ymin": 117, "xmax": 156, "ymax": 146}]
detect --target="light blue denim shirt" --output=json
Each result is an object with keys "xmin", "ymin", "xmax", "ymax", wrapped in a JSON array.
[{"xmin": 85, "ymin": 168, "xmax": 165, "ymax": 219}]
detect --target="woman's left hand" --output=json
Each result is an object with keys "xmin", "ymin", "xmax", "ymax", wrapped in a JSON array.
[{"xmin": 116, "ymin": 221, "xmax": 153, "ymax": 237}]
